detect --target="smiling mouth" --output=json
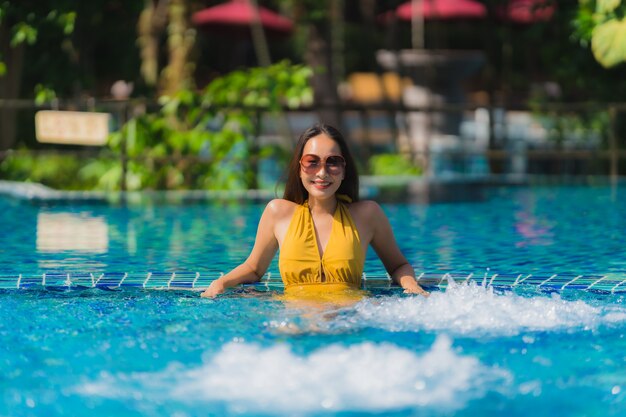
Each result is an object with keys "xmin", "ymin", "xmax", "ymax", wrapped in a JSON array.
[{"xmin": 311, "ymin": 180, "xmax": 332, "ymax": 189}]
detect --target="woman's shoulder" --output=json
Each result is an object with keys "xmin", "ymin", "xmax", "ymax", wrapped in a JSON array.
[
  {"xmin": 350, "ymin": 199, "xmax": 382, "ymax": 211},
  {"xmin": 348, "ymin": 199, "xmax": 385, "ymax": 219},
  {"xmin": 347, "ymin": 200, "xmax": 387, "ymax": 240},
  {"xmin": 265, "ymin": 198, "xmax": 299, "ymax": 218}
]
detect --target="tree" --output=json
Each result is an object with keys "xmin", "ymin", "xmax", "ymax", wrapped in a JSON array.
[
  {"xmin": 0, "ymin": 1, "xmax": 75, "ymax": 150},
  {"xmin": 286, "ymin": 0, "xmax": 344, "ymax": 127}
]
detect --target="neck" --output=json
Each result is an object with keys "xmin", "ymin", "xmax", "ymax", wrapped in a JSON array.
[{"xmin": 307, "ymin": 195, "xmax": 337, "ymax": 214}]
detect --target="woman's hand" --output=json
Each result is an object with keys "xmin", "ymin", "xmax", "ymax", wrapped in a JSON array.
[
  {"xmin": 391, "ymin": 270, "xmax": 430, "ymax": 297},
  {"xmin": 403, "ymin": 285, "xmax": 429, "ymax": 297},
  {"xmin": 201, "ymin": 279, "xmax": 225, "ymax": 298},
  {"xmin": 400, "ymin": 279, "xmax": 430, "ymax": 297}
]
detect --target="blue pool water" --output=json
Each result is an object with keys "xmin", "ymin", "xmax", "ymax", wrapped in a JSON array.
[{"xmin": 1, "ymin": 185, "xmax": 626, "ymax": 416}]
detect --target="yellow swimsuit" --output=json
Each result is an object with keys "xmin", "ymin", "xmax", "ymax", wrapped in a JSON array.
[{"xmin": 278, "ymin": 196, "xmax": 365, "ymax": 302}]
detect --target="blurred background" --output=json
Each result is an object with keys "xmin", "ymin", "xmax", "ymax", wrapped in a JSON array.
[{"xmin": 1, "ymin": 0, "xmax": 625, "ymax": 192}]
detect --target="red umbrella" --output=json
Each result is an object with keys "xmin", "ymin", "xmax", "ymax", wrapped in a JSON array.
[
  {"xmin": 192, "ymin": 0, "xmax": 293, "ymax": 35},
  {"xmin": 500, "ymin": 0, "xmax": 555, "ymax": 24},
  {"xmin": 396, "ymin": 0, "xmax": 487, "ymax": 21}
]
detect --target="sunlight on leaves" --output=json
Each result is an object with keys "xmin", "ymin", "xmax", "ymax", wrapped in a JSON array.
[
  {"xmin": 596, "ymin": 0, "xmax": 622, "ymax": 14},
  {"xmin": 11, "ymin": 23, "xmax": 37, "ymax": 46},
  {"xmin": 591, "ymin": 18, "xmax": 626, "ymax": 68}
]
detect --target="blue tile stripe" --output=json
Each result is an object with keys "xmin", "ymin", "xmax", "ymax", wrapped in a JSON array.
[{"xmin": 1, "ymin": 271, "xmax": 626, "ymax": 293}]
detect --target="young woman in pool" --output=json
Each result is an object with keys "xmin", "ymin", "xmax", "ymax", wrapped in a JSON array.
[{"xmin": 201, "ymin": 123, "xmax": 428, "ymax": 299}]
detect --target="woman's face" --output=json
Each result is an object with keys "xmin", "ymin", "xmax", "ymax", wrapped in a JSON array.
[{"xmin": 299, "ymin": 133, "xmax": 345, "ymax": 201}]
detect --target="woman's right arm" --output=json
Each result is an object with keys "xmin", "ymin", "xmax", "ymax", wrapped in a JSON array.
[{"xmin": 201, "ymin": 201, "xmax": 281, "ymax": 298}]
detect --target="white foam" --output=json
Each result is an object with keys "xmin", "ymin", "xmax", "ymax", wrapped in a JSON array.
[
  {"xmin": 347, "ymin": 282, "xmax": 626, "ymax": 336},
  {"xmin": 77, "ymin": 336, "xmax": 509, "ymax": 413}
]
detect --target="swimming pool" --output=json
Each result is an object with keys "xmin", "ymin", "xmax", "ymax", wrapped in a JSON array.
[{"xmin": 1, "ymin": 185, "xmax": 625, "ymax": 416}]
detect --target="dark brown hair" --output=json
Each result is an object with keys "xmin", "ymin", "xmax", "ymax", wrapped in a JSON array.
[{"xmin": 282, "ymin": 123, "xmax": 359, "ymax": 204}]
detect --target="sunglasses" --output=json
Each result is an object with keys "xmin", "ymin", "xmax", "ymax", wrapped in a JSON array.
[{"xmin": 300, "ymin": 154, "xmax": 346, "ymax": 175}]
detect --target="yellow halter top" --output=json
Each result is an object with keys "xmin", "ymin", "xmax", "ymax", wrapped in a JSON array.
[{"xmin": 279, "ymin": 195, "xmax": 365, "ymax": 295}]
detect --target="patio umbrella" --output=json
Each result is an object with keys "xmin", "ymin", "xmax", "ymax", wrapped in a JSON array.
[
  {"xmin": 396, "ymin": 0, "xmax": 487, "ymax": 21},
  {"xmin": 192, "ymin": 0, "xmax": 293, "ymax": 67},
  {"xmin": 191, "ymin": 0, "xmax": 293, "ymax": 36},
  {"xmin": 500, "ymin": 0, "xmax": 555, "ymax": 24},
  {"xmin": 393, "ymin": 0, "xmax": 487, "ymax": 49}
]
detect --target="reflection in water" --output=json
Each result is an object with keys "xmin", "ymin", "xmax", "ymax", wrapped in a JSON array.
[
  {"xmin": 433, "ymin": 225, "xmax": 456, "ymax": 268},
  {"xmin": 127, "ymin": 221, "xmax": 137, "ymax": 255},
  {"xmin": 278, "ymin": 285, "xmax": 367, "ymax": 309},
  {"xmin": 6, "ymin": 186, "xmax": 624, "ymax": 278},
  {"xmin": 512, "ymin": 189, "xmax": 554, "ymax": 248},
  {"xmin": 514, "ymin": 212, "xmax": 554, "ymax": 247},
  {"xmin": 36, "ymin": 212, "xmax": 109, "ymax": 253},
  {"xmin": 270, "ymin": 285, "xmax": 368, "ymax": 334}
]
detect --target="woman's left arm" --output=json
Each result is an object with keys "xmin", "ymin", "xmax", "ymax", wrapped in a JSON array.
[{"xmin": 366, "ymin": 202, "xmax": 429, "ymax": 297}]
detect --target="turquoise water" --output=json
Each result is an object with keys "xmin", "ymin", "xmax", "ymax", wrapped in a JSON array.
[{"xmin": 1, "ymin": 186, "xmax": 626, "ymax": 416}]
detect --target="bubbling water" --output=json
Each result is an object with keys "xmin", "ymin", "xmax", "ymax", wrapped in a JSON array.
[
  {"xmin": 344, "ymin": 281, "xmax": 626, "ymax": 335},
  {"xmin": 77, "ymin": 335, "xmax": 509, "ymax": 413}
]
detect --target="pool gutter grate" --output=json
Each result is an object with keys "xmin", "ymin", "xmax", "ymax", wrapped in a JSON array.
[{"xmin": 1, "ymin": 271, "xmax": 626, "ymax": 293}]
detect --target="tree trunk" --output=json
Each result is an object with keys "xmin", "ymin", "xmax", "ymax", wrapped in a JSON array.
[
  {"xmin": 161, "ymin": 0, "xmax": 195, "ymax": 95},
  {"xmin": 248, "ymin": 0, "xmax": 271, "ymax": 67},
  {"xmin": 0, "ymin": 24, "xmax": 24, "ymax": 151},
  {"xmin": 304, "ymin": 23, "xmax": 341, "ymax": 128},
  {"xmin": 137, "ymin": 0, "xmax": 169, "ymax": 87}
]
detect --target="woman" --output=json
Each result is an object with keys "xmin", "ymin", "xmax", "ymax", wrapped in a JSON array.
[{"xmin": 201, "ymin": 124, "xmax": 428, "ymax": 299}]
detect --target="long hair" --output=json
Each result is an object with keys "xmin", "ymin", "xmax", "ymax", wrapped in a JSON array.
[{"xmin": 282, "ymin": 124, "xmax": 359, "ymax": 204}]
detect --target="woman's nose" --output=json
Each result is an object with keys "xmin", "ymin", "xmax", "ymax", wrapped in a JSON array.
[{"xmin": 316, "ymin": 164, "xmax": 329, "ymax": 177}]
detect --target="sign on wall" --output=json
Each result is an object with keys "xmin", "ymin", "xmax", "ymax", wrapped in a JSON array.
[{"xmin": 35, "ymin": 110, "xmax": 110, "ymax": 146}]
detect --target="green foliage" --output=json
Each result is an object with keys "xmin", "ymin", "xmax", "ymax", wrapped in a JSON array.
[
  {"xmin": 11, "ymin": 22, "xmax": 37, "ymax": 46},
  {"xmin": 0, "ymin": 2, "xmax": 76, "ymax": 72},
  {"xmin": 0, "ymin": 61, "xmax": 312, "ymax": 191},
  {"xmin": 529, "ymin": 85, "xmax": 610, "ymax": 148},
  {"xmin": 96, "ymin": 101, "xmax": 222, "ymax": 191},
  {"xmin": 369, "ymin": 154, "xmax": 422, "ymax": 176},
  {"xmin": 572, "ymin": 1, "xmax": 596, "ymax": 46},
  {"xmin": 0, "ymin": 150, "xmax": 114, "ymax": 190},
  {"xmin": 34, "ymin": 84, "xmax": 57, "ymax": 105},
  {"xmin": 55, "ymin": 10, "xmax": 76, "ymax": 35},
  {"xmin": 592, "ymin": 18, "xmax": 626, "ymax": 67},
  {"xmin": 535, "ymin": 111, "xmax": 608, "ymax": 147},
  {"xmin": 597, "ymin": 0, "xmax": 621, "ymax": 13},
  {"xmin": 573, "ymin": 0, "xmax": 626, "ymax": 68},
  {"xmin": 82, "ymin": 60, "xmax": 313, "ymax": 191},
  {"xmin": 202, "ymin": 60, "xmax": 313, "ymax": 110},
  {"xmin": 528, "ymin": 1, "xmax": 626, "ymax": 101}
]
